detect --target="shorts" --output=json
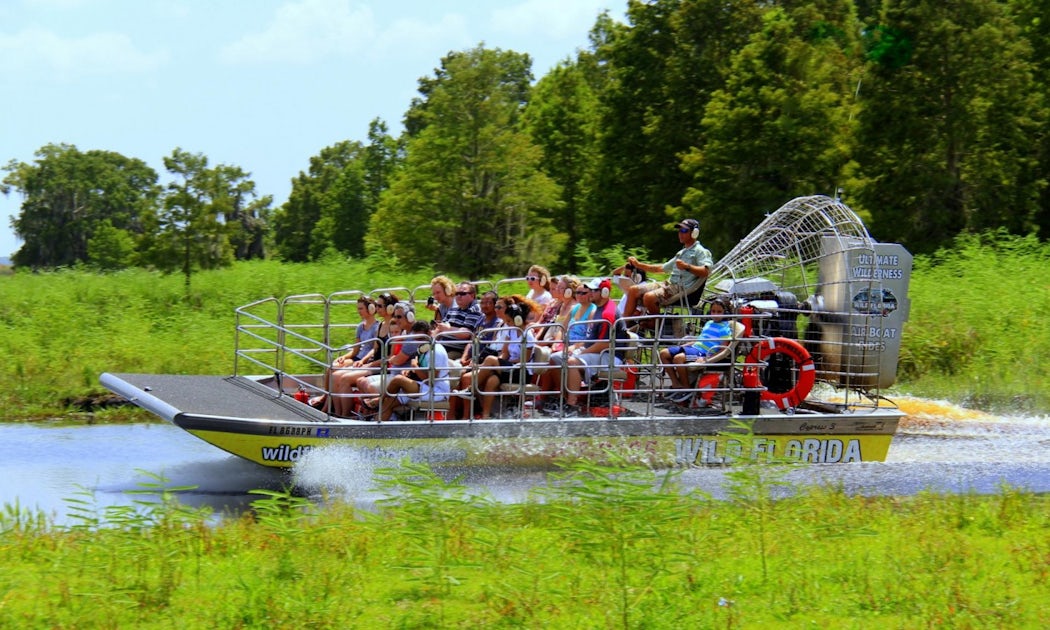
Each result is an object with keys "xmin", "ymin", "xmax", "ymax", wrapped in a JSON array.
[
  {"xmin": 665, "ymin": 345, "xmax": 704, "ymax": 359},
  {"xmin": 496, "ymin": 357, "xmax": 528, "ymax": 384},
  {"xmin": 636, "ymin": 281, "xmax": 691, "ymax": 306},
  {"xmin": 362, "ymin": 374, "xmax": 384, "ymax": 391},
  {"xmin": 572, "ymin": 349, "xmax": 622, "ymax": 382},
  {"xmin": 396, "ymin": 381, "xmax": 449, "ymax": 406}
]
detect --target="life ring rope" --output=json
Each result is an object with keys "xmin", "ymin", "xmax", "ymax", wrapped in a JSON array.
[{"xmin": 746, "ymin": 337, "xmax": 816, "ymax": 410}]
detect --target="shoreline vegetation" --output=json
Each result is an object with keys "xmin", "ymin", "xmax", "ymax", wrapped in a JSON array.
[
  {"xmin": 2, "ymin": 236, "xmax": 1048, "ymax": 627},
  {"xmin": 1, "ymin": 459, "xmax": 1047, "ymax": 626},
  {"xmin": 0, "ymin": 230, "xmax": 1047, "ymax": 422}
]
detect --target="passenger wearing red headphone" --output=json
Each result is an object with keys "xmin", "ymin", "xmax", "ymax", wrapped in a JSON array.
[
  {"xmin": 620, "ymin": 218, "xmax": 712, "ymax": 321},
  {"xmin": 539, "ymin": 278, "xmax": 630, "ymax": 417}
]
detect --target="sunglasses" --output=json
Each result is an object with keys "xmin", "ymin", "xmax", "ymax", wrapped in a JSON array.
[
  {"xmin": 576, "ymin": 289, "xmax": 590, "ymax": 295},
  {"xmin": 525, "ymin": 275, "xmax": 539, "ymax": 281},
  {"xmin": 455, "ymin": 291, "xmax": 471, "ymax": 296},
  {"xmin": 678, "ymin": 227, "xmax": 691, "ymax": 233},
  {"xmin": 494, "ymin": 304, "xmax": 505, "ymax": 310},
  {"xmin": 393, "ymin": 315, "xmax": 405, "ymax": 320}
]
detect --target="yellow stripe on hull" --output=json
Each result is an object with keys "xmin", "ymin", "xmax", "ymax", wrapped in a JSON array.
[{"xmin": 187, "ymin": 429, "xmax": 894, "ymax": 469}]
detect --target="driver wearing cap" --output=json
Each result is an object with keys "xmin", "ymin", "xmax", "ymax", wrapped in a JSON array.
[{"xmin": 619, "ymin": 218, "xmax": 712, "ymax": 321}]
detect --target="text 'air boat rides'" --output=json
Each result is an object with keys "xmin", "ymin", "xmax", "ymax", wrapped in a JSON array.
[{"xmin": 102, "ymin": 196, "xmax": 912, "ymax": 469}]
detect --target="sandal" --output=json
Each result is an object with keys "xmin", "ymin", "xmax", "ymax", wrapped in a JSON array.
[{"xmin": 308, "ymin": 395, "xmax": 327, "ymax": 409}]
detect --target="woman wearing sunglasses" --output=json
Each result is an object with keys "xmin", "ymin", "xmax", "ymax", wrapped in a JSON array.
[
  {"xmin": 332, "ymin": 301, "xmax": 416, "ymax": 417},
  {"xmin": 473, "ymin": 296, "xmax": 538, "ymax": 418},
  {"xmin": 309, "ymin": 295, "xmax": 381, "ymax": 410},
  {"xmin": 534, "ymin": 275, "xmax": 578, "ymax": 349},
  {"xmin": 524, "ymin": 265, "xmax": 552, "ymax": 307}
]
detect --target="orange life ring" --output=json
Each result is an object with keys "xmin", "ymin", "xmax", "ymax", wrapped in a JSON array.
[{"xmin": 746, "ymin": 337, "xmax": 815, "ymax": 410}]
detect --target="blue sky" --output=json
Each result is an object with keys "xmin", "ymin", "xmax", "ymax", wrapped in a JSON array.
[{"xmin": 0, "ymin": 0, "xmax": 625, "ymax": 260}]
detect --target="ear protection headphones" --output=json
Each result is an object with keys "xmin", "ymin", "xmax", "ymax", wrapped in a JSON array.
[
  {"xmin": 683, "ymin": 220, "xmax": 700, "ymax": 240},
  {"xmin": 386, "ymin": 302, "xmax": 396, "ymax": 315},
  {"xmin": 395, "ymin": 302, "xmax": 415, "ymax": 323},
  {"xmin": 600, "ymin": 284, "xmax": 610, "ymax": 299},
  {"xmin": 708, "ymin": 297, "xmax": 732, "ymax": 315},
  {"xmin": 364, "ymin": 300, "xmax": 376, "ymax": 315},
  {"xmin": 505, "ymin": 303, "xmax": 524, "ymax": 327},
  {"xmin": 626, "ymin": 264, "xmax": 645, "ymax": 285},
  {"xmin": 563, "ymin": 287, "xmax": 573, "ymax": 300}
]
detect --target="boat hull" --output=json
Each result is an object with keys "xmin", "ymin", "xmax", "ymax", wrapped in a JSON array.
[{"xmin": 101, "ymin": 372, "xmax": 899, "ymax": 469}]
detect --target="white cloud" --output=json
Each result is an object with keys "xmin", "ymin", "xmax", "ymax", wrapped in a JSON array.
[
  {"xmin": 372, "ymin": 13, "xmax": 470, "ymax": 60},
  {"xmin": 489, "ymin": 0, "xmax": 612, "ymax": 40},
  {"xmin": 220, "ymin": 0, "xmax": 377, "ymax": 65},
  {"xmin": 0, "ymin": 27, "xmax": 165, "ymax": 77}
]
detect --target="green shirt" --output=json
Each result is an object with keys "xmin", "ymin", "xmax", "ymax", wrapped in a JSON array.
[{"xmin": 663, "ymin": 241, "xmax": 712, "ymax": 293}]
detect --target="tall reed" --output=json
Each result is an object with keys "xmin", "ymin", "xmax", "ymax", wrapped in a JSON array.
[{"xmin": 1, "ymin": 461, "xmax": 1048, "ymax": 626}]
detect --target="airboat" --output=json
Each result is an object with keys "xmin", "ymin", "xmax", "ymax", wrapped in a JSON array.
[{"xmin": 101, "ymin": 196, "xmax": 912, "ymax": 469}]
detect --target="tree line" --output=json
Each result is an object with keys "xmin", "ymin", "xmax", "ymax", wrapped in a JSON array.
[{"xmin": 4, "ymin": 0, "xmax": 1048, "ymax": 279}]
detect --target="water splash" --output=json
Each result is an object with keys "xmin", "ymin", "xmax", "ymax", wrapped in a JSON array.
[{"xmin": 290, "ymin": 444, "xmax": 385, "ymax": 502}]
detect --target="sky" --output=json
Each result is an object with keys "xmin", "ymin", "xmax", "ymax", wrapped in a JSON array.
[{"xmin": 0, "ymin": 0, "xmax": 626, "ymax": 260}]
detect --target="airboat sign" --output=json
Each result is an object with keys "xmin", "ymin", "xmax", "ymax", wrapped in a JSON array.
[{"xmin": 674, "ymin": 436, "xmax": 865, "ymax": 465}]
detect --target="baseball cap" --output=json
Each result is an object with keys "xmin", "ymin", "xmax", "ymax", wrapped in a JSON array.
[
  {"xmin": 676, "ymin": 218, "xmax": 700, "ymax": 232},
  {"xmin": 584, "ymin": 277, "xmax": 612, "ymax": 292}
]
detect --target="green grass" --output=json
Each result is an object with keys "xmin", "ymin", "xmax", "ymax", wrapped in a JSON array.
[
  {"xmin": 1, "ymin": 460, "xmax": 1047, "ymax": 628},
  {"xmin": 1, "ymin": 230, "xmax": 1048, "ymax": 420},
  {"xmin": 0, "ymin": 258, "xmax": 435, "ymax": 420},
  {"xmin": 896, "ymin": 231, "xmax": 1050, "ymax": 413}
]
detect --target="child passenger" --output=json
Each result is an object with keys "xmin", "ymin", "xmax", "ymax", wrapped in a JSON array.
[{"xmin": 658, "ymin": 297, "xmax": 734, "ymax": 401}]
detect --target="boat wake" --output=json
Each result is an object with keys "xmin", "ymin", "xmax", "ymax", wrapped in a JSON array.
[{"xmin": 290, "ymin": 445, "xmax": 387, "ymax": 504}]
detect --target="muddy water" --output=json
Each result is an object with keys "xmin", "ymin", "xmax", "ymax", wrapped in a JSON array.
[{"xmin": 3, "ymin": 398, "xmax": 1048, "ymax": 524}]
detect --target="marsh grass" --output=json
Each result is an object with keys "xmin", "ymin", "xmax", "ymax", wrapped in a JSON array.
[
  {"xmin": 0, "ymin": 259, "xmax": 433, "ymax": 419},
  {"xmin": 0, "ymin": 462, "xmax": 1047, "ymax": 627},
  {"xmin": 898, "ymin": 231, "xmax": 1050, "ymax": 412},
  {"xmin": 1, "ymin": 230, "xmax": 1048, "ymax": 419}
]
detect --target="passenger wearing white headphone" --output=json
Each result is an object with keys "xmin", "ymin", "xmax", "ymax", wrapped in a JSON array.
[{"xmin": 538, "ymin": 278, "xmax": 630, "ymax": 417}]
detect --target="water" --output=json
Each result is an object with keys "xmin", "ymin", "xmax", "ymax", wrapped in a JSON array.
[
  {"xmin": 0, "ymin": 423, "xmax": 286, "ymax": 524},
  {"xmin": 3, "ymin": 398, "xmax": 1049, "ymax": 525}
]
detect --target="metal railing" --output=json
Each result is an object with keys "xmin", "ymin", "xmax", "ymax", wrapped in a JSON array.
[{"xmin": 233, "ymin": 290, "xmax": 890, "ymax": 421}]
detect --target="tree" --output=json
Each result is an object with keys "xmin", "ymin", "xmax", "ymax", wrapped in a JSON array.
[
  {"xmin": 1008, "ymin": 0, "xmax": 1050, "ymax": 238},
  {"xmin": 364, "ymin": 118, "xmax": 402, "ymax": 212},
  {"xmin": 272, "ymin": 140, "xmax": 374, "ymax": 262},
  {"xmin": 147, "ymin": 148, "xmax": 242, "ymax": 289},
  {"xmin": 209, "ymin": 164, "xmax": 271, "ymax": 261},
  {"xmin": 87, "ymin": 219, "xmax": 137, "ymax": 270},
  {"xmin": 586, "ymin": 0, "xmax": 763, "ymax": 260},
  {"xmin": 680, "ymin": 2, "xmax": 862, "ymax": 254},
  {"xmin": 2, "ymin": 144, "xmax": 159, "ymax": 268},
  {"xmin": 851, "ymin": 0, "xmax": 1047, "ymax": 252},
  {"xmin": 367, "ymin": 45, "xmax": 563, "ymax": 278},
  {"xmin": 523, "ymin": 59, "xmax": 602, "ymax": 272}
]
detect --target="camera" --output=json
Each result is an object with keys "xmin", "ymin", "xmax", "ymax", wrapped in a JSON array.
[{"xmin": 427, "ymin": 296, "xmax": 435, "ymax": 307}]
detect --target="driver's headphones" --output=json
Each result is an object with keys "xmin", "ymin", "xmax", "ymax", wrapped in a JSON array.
[
  {"xmin": 684, "ymin": 220, "xmax": 700, "ymax": 240},
  {"xmin": 505, "ymin": 303, "xmax": 524, "ymax": 327}
]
